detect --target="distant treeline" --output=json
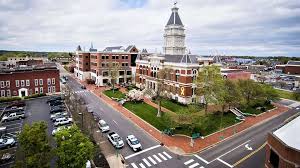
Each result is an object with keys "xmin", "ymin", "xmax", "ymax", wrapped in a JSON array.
[
  {"xmin": 232, "ymin": 56, "xmax": 300, "ymax": 64},
  {"xmin": 0, "ymin": 50, "xmax": 72, "ymax": 61}
]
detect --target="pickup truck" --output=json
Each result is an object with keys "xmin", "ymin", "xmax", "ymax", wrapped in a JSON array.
[
  {"xmin": 1, "ymin": 112, "xmax": 25, "ymax": 122},
  {"xmin": 107, "ymin": 132, "xmax": 124, "ymax": 148}
]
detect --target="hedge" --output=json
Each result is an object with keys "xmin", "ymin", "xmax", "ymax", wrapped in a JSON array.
[{"xmin": 0, "ymin": 96, "xmax": 22, "ymax": 103}]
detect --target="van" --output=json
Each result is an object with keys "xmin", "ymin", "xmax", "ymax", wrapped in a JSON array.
[{"xmin": 98, "ymin": 120, "xmax": 109, "ymax": 132}]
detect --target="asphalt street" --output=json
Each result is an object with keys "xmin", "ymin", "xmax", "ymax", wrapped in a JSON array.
[{"xmin": 58, "ymin": 64, "xmax": 300, "ymax": 168}]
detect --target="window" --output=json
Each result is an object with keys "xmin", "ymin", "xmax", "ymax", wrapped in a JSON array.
[
  {"xmin": 48, "ymin": 86, "xmax": 51, "ymax": 93},
  {"xmin": 127, "ymin": 71, "xmax": 132, "ymax": 75},
  {"xmin": 6, "ymin": 81, "xmax": 10, "ymax": 88},
  {"xmin": 102, "ymin": 56, "xmax": 105, "ymax": 59},
  {"xmin": 119, "ymin": 71, "xmax": 125, "ymax": 76},
  {"xmin": 106, "ymin": 56, "xmax": 109, "ymax": 59},
  {"xmin": 13, "ymin": 91, "xmax": 17, "ymax": 96},
  {"xmin": 112, "ymin": 56, "xmax": 115, "ymax": 59},
  {"xmin": 85, "ymin": 56, "xmax": 88, "ymax": 58},
  {"xmin": 35, "ymin": 87, "xmax": 39, "ymax": 94},
  {"xmin": 35, "ymin": 79, "xmax": 38, "ymax": 86},
  {"xmin": 269, "ymin": 150, "xmax": 279, "ymax": 168},
  {"xmin": 85, "ymin": 62, "xmax": 88, "ymax": 65},
  {"xmin": 0, "ymin": 90, "xmax": 5, "ymax": 97},
  {"xmin": 0, "ymin": 81, "xmax": 4, "ymax": 88},
  {"xmin": 39, "ymin": 79, "xmax": 43, "ymax": 85},
  {"xmin": 6, "ymin": 90, "xmax": 10, "ymax": 97},
  {"xmin": 40, "ymin": 87, "xmax": 43, "ymax": 93},
  {"xmin": 101, "ymin": 63, "xmax": 106, "ymax": 67},
  {"xmin": 47, "ymin": 78, "xmax": 51, "ymax": 85},
  {"xmin": 52, "ymin": 86, "xmax": 56, "ymax": 93},
  {"xmin": 21, "ymin": 80, "xmax": 25, "ymax": 87},
  {"xmin": 16, "ymin": 80, "xmax": 19, "ymax": 87},
  {"xmin": 52, "ymin": 78, "xmax": 55, "ymax": 85},
  {"xmin": 91, "ymin": 62, "xmax": 97, "ymax": 66},
  {"xmin": 26, "ymin": 80, "xmax": 30, "ymax": 86},
  {"xmin": 103, "ymin": 71, "xmax": 109, "ymax": 77}
]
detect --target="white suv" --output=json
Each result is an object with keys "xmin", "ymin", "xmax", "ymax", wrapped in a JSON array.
[
  {"xmin": 98, "ymin": 120, "xmax": 110, "ymax": 132},
  {"xmin": 54, "ymin": 117, "xmax": 73, "ymax": 126},
  {"xmin": 126, "ymin": 135, "xmax": 142, "ymax": 152}
]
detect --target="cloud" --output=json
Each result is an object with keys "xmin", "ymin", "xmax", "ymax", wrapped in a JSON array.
[{"xmin": 0, "ymin": 0, "xmax": 299, "ymax": 56}]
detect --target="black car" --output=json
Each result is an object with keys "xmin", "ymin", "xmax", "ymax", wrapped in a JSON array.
[
  {"xmin": 47, "ymin": 96, "xmax": 64, "ymax": 103},
  {"xmin": 49, "ymin": 100, "xmax": 63, "ymax": 106},
  {"xmin": 50, "ymin": 107, "xmax": 64, "ymax": 114},
  {"xmin": 50, "ymin": 105, "xmax": 65, "ymax": 111}
]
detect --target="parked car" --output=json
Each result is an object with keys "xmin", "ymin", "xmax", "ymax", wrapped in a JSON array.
[
  {"xmin": 7, "ymin": 101, "xmax": 25, "ymax": 108},
  {"xmin": 107, "ymin": 132, "xmax": 124, "ymax": 148},
  {"xmin": 50, "ymin": 107, "xmax": 64, "ymax": 114},
  {"xmin": 50, "ymin": 104, "xmax": 65, "ymax": 110},
  {"xmin": 1, "ymin": 112, "xmax": 25, "ymax": 122},
  {"xmin": 0, "ymin": 138, "xmax": 16, "ymax": 149},
  {"xmin": 49, "ymin": 100, "xmax": 63, "ymax": 106},
  {"xmin": 52, "ymin": 124, "xmax": 72, "ymax": 135},
  {"xmin": 47, "ymin": 96, "xmax": 64, "ymax": 103},
  {"xmin": 50, "ymin": 112, "xmax": 68, "ymax": 121},
  {"xmin": 0, "ymin": 153, "xmax": 15, "ymax": 164},
  {"xmin": 54, "ymin": 117, "xmax": 73, "ymax": 127},
  {"xmin": 126, "ymin": 135, "xmax": 142, "ymax": 152},
  {"xmin": 98, "ymin": 120, "xmax": 109, "ymax": 132},
  {"xmin": 81, "ymin": 85, "xmax": 86, "ymax": 89}
]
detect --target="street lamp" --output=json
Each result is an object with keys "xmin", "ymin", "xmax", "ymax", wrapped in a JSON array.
[{"xmin": 78, "ymin": 112, "xmax": 84, "ymax": 130}]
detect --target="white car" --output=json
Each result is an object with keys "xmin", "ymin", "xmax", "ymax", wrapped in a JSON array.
[
  {"xmin": 98, "ymin": 120, "xmax": 109, "ymax": 132},
  {"xmin": 50, "ymin": 112, "xmax": 68, "ymax": 121},
  {"xmin": 0, "ymin": 138, "xmax": 16, "ymax": 149},
  {"xmin": 54, "ymin": 117, "xmax": 73, "ymax": 126},
  {"xmin": 107, "ymin": 132, "xmax": 124, "ymax": 148},
  {"xmin": 52, "ymin": 125, "xmax": 72, "ymax": 135},
  {"xmin": 126, "ymin": 135, "xmax": 142, "ymax": 152}
]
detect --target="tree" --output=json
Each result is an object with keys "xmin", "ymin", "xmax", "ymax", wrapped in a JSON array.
[
  {"xmin": 195, "ymin": 65, "xmax": 225, "ymax": 115},
  {"xmin": 18, "ymin": 121, "xmax": 52, "ymax": 168},
  {"xmin": 223, "ymin": 79, "xmax": 242, "ymax": 109},
  {"xmin": 144, "ymin": 68, "xmax": 171, "ymax": 117},
  {"xmin": 55, "ymin": 126, "xmax": 94, "ymax": 168},
  {"xmin": 107, "ymin": 62, "xmax": 121, "ymax": 93},
  {"xmin": 237, "ymin": 79, "xmax": 261, "ymax": 105}
]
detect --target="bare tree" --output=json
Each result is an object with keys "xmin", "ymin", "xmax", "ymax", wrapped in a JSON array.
[
  {"xmin": 144, "ymin": 68, "xmax": 171, "ymax": 117},
  {"xmin": 107, "ymin": 62, "xmax": 121, "ymax": 93}
]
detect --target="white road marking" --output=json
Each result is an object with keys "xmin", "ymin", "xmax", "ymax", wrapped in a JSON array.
[
  {"xmin": 112, "ymin": 120, "xmax": 118, "ymax": 126},
  {"xmin": 199, "ymin": 166, "xmax": 204, "ymax": 168},
  {"xmin": 189, "ymin": 163, "xmax": 200, "ymax": 168},
  {"xmin": 125, "ymin": 145, "xmax": 161, "ymax": 159},
  {"xmin": 163, "ymin": 151, "xmax": 172, "ymax": 159},
  {"xmin": 194, "ymin": 155, "xmax": 209, "ymax": 164},
  {"xmin": 184, "ymin": 159, "xmax": 194, "ymax": 165},
  {"xmin": 131, "ymin": 163, "xmax": 138, "ymax": 168},
  {"xmin": 217, "ymin": 158, "xmax": 233, "ymax": 168},
  {"xmin": 158, "ymin": 153, "xmax": 167, "ymax": 160},
  {"xmin": 139, "ymin": 163, "xmax": 146, "ymax": 168},
  {"xmin": 147, "ymin": 156, "xmax": 157, "ymax": 165},
  {"xmin": 214, "ymin": 140, "xmax": 251, "ymax": 161},
  {"xmin": 152, "ymin": 154, "xmax": 162, "ymax": 163},
  {"xmin": 142, "ymin": 158, "xmax": 151, "ymax": 167}
]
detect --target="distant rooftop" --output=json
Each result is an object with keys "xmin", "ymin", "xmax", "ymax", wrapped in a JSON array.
[
  {"xmin": 273, "ymin": 115, "xmax": 300, "ymax": 150},
  {"xmin": 0, "ymin": 63, "xmax": 57, "ymax": 74},
  {"xmin": 287, "ymin": 61, "xmax": 300, "ymax": 66}
]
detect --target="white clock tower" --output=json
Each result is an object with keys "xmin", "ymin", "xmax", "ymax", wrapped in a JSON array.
[{"xmin": 163, "ymin": 3, "xmax": 186, "ymax": 55}]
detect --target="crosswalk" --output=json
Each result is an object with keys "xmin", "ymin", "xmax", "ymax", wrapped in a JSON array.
[
  {"xmin": 184, "ymin": 159, "xmax": 205, "ymax": 168},
  {"xmin": 130, "ymin": 151, "xmax": 173, "ymax": 168}
]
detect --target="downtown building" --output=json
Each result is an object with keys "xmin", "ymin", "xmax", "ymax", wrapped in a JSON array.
[
  {"xmin": 74, "ymin": 45, "xmax": 139, "ymax": 86},
  {"xmin": 135, "ymin": 4, "xmax": 217, "ymax": 104},
  {"xmin": 0, "ymin": 63, "xmax": 60, "ymax": 97}
]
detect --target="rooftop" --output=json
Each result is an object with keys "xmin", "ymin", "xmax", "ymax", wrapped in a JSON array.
[
  {"xmin": 0, "ymin": 63, "xmax": 58, "ymax": 74},
  {"xmin": 273, "ymin": 115, "xmax": 300, "ymax": 150}
]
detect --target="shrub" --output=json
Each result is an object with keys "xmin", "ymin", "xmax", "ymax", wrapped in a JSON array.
[
  {"xmin": 24, "ymin": 93, "xmax": 46, "ymax": 99},
  {"xmin": 0, "ymin": 96, "xmax": 22, "ymax": 103}
]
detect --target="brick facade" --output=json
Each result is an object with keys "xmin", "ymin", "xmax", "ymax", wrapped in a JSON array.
[
  {"xmin": 265, "ymin": 131, "xmax": 300, "ymax": 168},
  {"xmin": 0, "ymin": 67, "xmax": 60, "ymax": 97}
]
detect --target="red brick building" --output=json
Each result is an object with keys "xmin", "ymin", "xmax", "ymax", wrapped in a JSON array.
[
  {"xmin": 265, "ymin": 115, "xmax": 300, "ymax": 168},
  {"xmin": 275, "ymin": 61, "xmax": 300, "ymax": 75},
  {"xmin": 74, "ymin": 45, "xmax": 138, "ymax": 86},
  {"xmin": 0, "ymin": 64, "xmax": 60, "ymax": 97}
]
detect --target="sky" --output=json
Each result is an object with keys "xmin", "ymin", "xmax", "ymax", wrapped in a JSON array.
[{"xmin": 0, "ymin": 0, "xmax": 300, "ymax": 56}]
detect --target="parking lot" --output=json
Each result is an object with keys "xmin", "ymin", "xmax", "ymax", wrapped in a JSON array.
[{"xmin": 0, "ymin": 95, "xmax": 70, "ymax": 167}]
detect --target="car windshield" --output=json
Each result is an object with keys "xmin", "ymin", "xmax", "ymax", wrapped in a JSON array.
[
  {"xmin": 115, "ymin": 137, "xmax": 121, "ymax": 141},
  {"xmin": 131, "ymin": 139, "xmax": 140, "ymax": 145}
]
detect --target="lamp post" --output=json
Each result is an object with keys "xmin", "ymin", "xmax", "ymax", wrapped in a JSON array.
[{"xmin": 78, "ymin": 112, "xmax": 84, "ymax": 130}]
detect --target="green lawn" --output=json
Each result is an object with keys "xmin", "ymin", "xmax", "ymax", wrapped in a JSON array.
[
  {"xmin": 275, "ymin": 89, "xmax": 295, "ymax": 100},
  {"xmin": 155, "ymin": 99, "xmax": 203, "ymax": 114},
  {"xmin": 103, "ymin": 90, "xmax": 126, "ymax": 99},
  {"xmin": 124, "ymin": 101, "xmax": 237, "ymax": 136},
  {"xmin": 123, "ymin": 101, "xmax": 169, "ymax": 131}
]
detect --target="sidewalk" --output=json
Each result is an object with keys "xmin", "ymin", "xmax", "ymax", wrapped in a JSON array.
[{"xmin": 77, "ymin": 78, "xmax": 289, "ymax": 154}]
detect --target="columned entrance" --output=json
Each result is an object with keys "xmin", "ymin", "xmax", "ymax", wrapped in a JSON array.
[{"xmin": 18, "ymin": 88, "xmax": 28, "ymax": 97}]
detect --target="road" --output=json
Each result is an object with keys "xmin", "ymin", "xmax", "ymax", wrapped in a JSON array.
[{"xmin": 57, "ymin": 64, "xmax": 300, "ymax": 168}]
